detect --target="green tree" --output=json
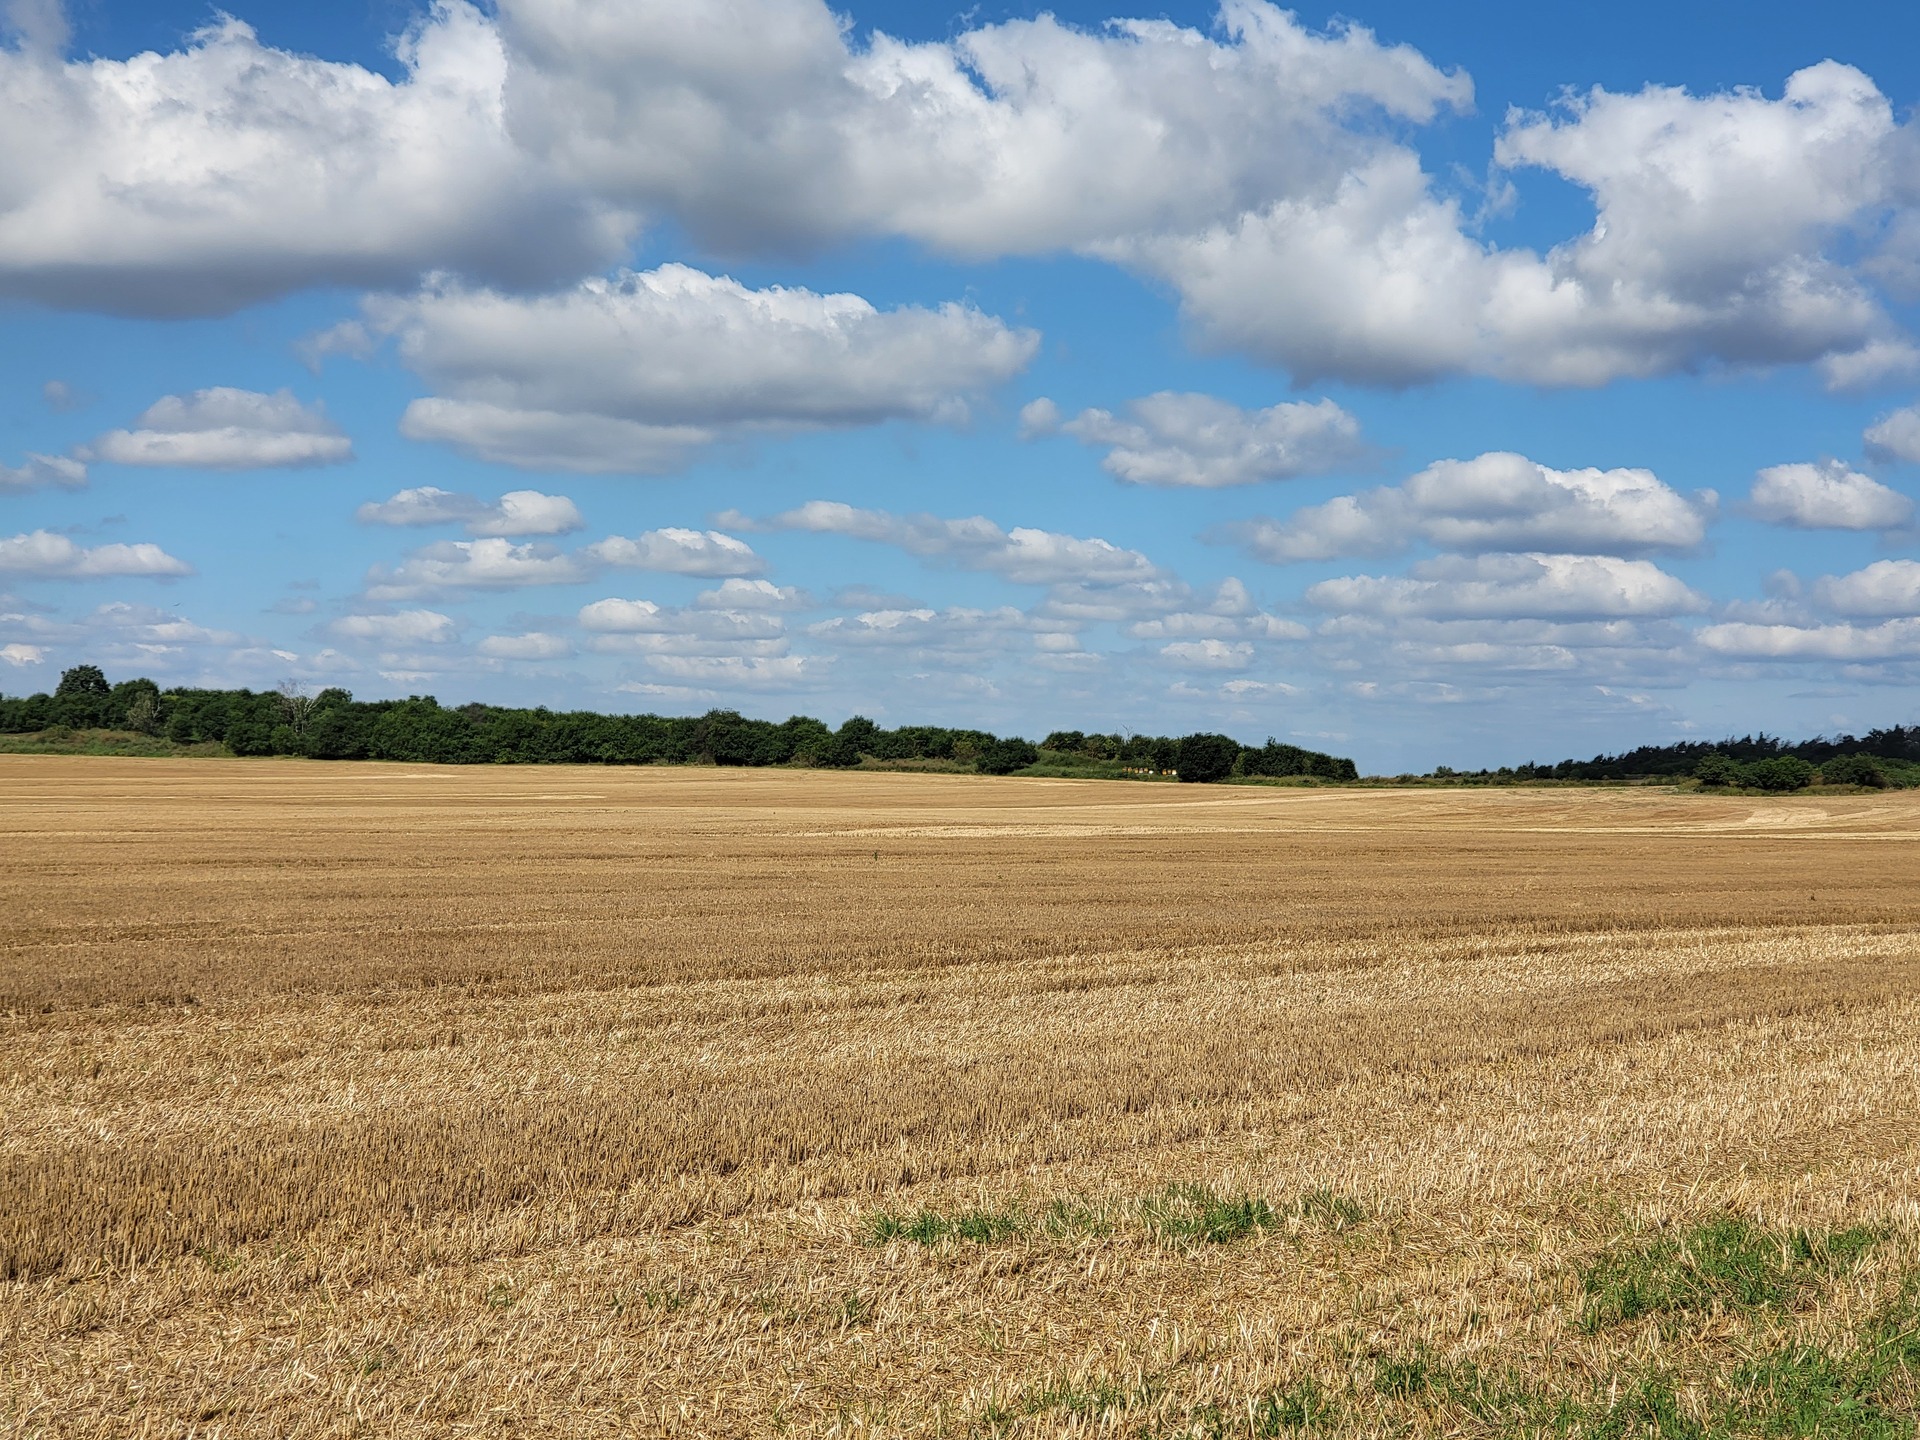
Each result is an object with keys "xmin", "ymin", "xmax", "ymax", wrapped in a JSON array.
[
  {"xmin": 978, "ymin": 737, "xmax": 1038, "ymax": 775},
  {"xmin": 1175, "ymin": 733, "xmax": 1241, "ymax": 784},
  {"xmin": 1693, "ymin": 752, "xmax": 1739, "ymax": 787},
  {"xmin": 55, "ymin": 664, "xmax": 109, "ymax": 698},
  {"xmin": 1747, "ymin": 756, "xmax": 1814, "ymax": 792},
  {"xmin": 1819, "ymin": 753, "xmax": 1887, "ymax": 788}
]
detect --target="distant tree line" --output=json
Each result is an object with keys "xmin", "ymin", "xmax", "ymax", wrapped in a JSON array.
[
  {"xmin": 1452, "ymin": 727, "xmax": 1920, "ymax": 790},
  {"xmin": 0, "ymin": 666, "xmax": 1358, "ymax": 783}
]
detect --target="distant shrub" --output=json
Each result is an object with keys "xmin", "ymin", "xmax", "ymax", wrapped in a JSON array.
[
  {"xmin": 978, "ymin": 737, "xmax": 1039, "ymax": 775},
  {"xmin": 1174, "ymin": 733, "xmax": 1240, "ymax": 784},
  {"xmin": 1747, "ymin": 756, "xmax": 1814, "ymax": 792},
  {"xmin": 1819, "ymin": 753, "xmax": 1888, "ymax": 788},
  {"xmin": 1693, "ymin": 752, "xmax": 1739, "ymax": 786}
]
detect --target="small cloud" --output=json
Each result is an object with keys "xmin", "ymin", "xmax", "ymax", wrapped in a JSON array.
[
  {"xmin": 356, "ymin": 486, "xmax": 584, "ymax": 537},
  {"xmin": 1865, "ymin": 402, "xmax": 1920, "ymax": 465},
  {"xmin": 1017, "ymin": 397, "xmax": 1062, "ymax": 439},
  {"xmin": 0, "ymin": 529, "xmax": 192, "ymax": 579},
  {"xmin": 41, "ymin": 380, "xmax": 92, "ymax": 414},
  {"xmin": 694, "ymin": 578, "xmax": 810, "ymax": 610},
  {"xmin": 0, "ymin": 452, "xmax": 86, "ymax": 493},
  {"xmin": 85, "ymin": 388, "xmax": 353, "ymax": 470},
  {"xmin": 1159, "ymin": 638, "xmax": 1255, "ymax": 670},
  {"xmin": 1058, "ymin": 392, "xmax": 1369, "ymax": 487},
  {"xmin": 583, "ymin": 528, "xmax": 764, "ymax": 577},
  {"xmin": 364, "ymin": 539, "xmax": 590, "ymax": 599},
  {"xmin": 0, "ymin": 642, "xmax": 46, "ymax": 666},
  {"xmin": 477, "ymin": 631, "xmax": 572, "ymax": 660},
  {"xmin": 330, "ymin": 609, "xmax": 459, "ymax": 645}
]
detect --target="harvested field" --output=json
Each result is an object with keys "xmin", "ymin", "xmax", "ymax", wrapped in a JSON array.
[{"xmin": 3, "ymin": 755, "xmax": 1919, "ymax": 1437}]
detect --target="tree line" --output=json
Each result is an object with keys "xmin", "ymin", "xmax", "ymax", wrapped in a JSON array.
[
  {"xmin": 0, "ymin": 666, "xmax": 1358, "ymax": 783},
  {"xmin": 1431, "ymin": 727, "xmax": 1920, "ymax": 790}
]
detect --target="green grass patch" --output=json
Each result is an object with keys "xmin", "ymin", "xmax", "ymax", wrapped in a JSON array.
[
  {"xmin": 1579, "ymin": 1218, "xmax": 1882, "ymax": 1333},
  {"xmin": 863, "ymin": 1202, "xmax": 1028, "ymax": 1247},
  {"xmin": 1140, "ymin": 1184, "xmax": 1278, "ymax": 1246},
  {"xmin": 863, "ymin": 1185, "xmax": 1361, "ymax": 1252}
]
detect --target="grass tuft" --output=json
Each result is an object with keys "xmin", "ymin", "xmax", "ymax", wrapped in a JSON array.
[
  {"xmin": 1141, "ymin": 1183, "xmax": 1278, "ymax": 1246},
  {"xmin": 1579, "ymin": 1218, "xmax": 1881, "ymax": 1333}
]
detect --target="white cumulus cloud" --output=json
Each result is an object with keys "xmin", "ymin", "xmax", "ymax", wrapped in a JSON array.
[
  {"xmin": 356, "ymin": 486, "xmax": 584, "ymax": 536},
  {"xmin": 497, "ymin": 0, "xmax": 1469, "ymax": 258},
  {"xmin": 1748, "ymin": 461, "xmax": 1913, "ymax": 530},
  {"xmin": 0, "ymin": 529, "xmax": 191, "ymax": 578},
  {"xmin": 583, "ymin": 528, "xmax": 764, "ymax": 577},
  {"xmin": 1237, "ymin": 452, "xmax": 1710, "ymax": 561},
  {"xmin": 695, "ymin": 578, "xmax": 810, "ymax": 610},
  {"xmin": 0, "ymin": 4, "xmax": 630, "ymax": 314},
  {"xmin": 364, "ymin": 538, "xmax": 589, "ymax": 599},
  {"xmin": 1814, "ymin": 559, "xmax": 1920, "ymax": 616},
  {"xmin": 1697, "ymin": 618, "xmax": 1920, "ymax": 661},
  {"xmin": 0, "ymin": 641, "xmax": 46, "ymax": 665},
  {"xmin": 366, "ymin": 264, "xmax": 1038, "ymax": 472},
  {"xmin": 477, "ymin": 631, "xmax": 572, "ymax": 659},
  {"xmin": 1864, "ymin": 403, "xmax": 1920, "ymax": 465},
  {"xmin": 330, "ymin": 609, "xmax": 459, "ymax": 644},
  {"xmin": 754, "ymin": 500, "xmax": 1161, "ymax": 588},
  {"xmin": 1307, "ymin": 552, "xmax": 1708, "ymax": 620},
  {"xmin": 86, "ymin": 388, "xmax": 351, "ymax": 469},
  {"xmin": 0, "ymin": 451, "xmax": 84, "ymax": 492},
  {"xmin": 1124, "ymin": 63, "xmax": 1904, "ymax": 387},
  {"xmin": 1051, "ymin": 392, "xmax": 1367, "ymax": 487}
]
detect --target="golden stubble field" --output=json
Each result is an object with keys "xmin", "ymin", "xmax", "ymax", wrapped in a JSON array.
[{"xmin": 3, "ymin": 756, "xmax": 1919, "ymax": 1438}]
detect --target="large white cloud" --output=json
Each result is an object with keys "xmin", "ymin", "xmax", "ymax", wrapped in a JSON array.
[
  {"xmin": 357, "ymin": 486, "xmax": 583, "ymax": 536},
  {"xmin": 365, "ymin": 264, "xmax": 1037, "ymax": 472},
  {"xmin": 1036, "ymin": 391, "xmax": 1367, "ymax": 487},
  {"xmin": 1697, "ymin": 618, "xmax": 1920, "ymax": 661},
  {"xmin": 1307, "ymin": 552, "xmax": 1708, "ymax": 620},
  {"xmin": 751, "ymin": 500, "xmax": 1160, "ymax": 587},
  {"xmin": 0, "ymin": 529, "xmax": 191, "ymax": 578},
  {"xmin": 364, "ymin": 538, "xmax": 589, "ymax": 600},
  {"xmin": 496, "ymin": 0, "xmax": 1468, "ymax": 257},
  {"xmin": 1748, "ymin": 461, "xmax": 1913, "ymax": 530},
  {"xmin": 1124, "ymin": 63, "xmax": 1905, "ymax": 386},
  {"xmin": 85, "ymin": 388, "xmax": 351, "ymax": 469},
  {"xmin": 0, "ymin": 4, "xmax": 629, "ymax": 315},
  {"xmin": 1814, "ymin": 559, "xmax": 1920, "ymax": 616},
  {"xmin": 1237, "ymin": 452, "xmax": 1710, "ymax": 561},
  {"xmin": 330, "ymin": 609, "xmax": 459, "ymax": 645}
]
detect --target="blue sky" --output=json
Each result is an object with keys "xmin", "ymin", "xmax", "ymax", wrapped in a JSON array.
[{"xmin": 4, "ymin": 0, "xmax": 1920, "ymax": 771}]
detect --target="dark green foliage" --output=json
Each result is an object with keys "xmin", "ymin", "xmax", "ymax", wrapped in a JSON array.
[
  {"xmin": 0, "ymin": 666, "xmax": 1359, "ymax": 782},
  {"xmin": 54, "ymin": 664, "xmax": 109, "ymax": 698},
  {"xmin": 1239, "ymin": 738, "xmax": 1359, "ymax": 781},
  {"xmin": 978, "ymin": 736, "xmax": 1039, "ymax": 774},
  {"xmin": 1819, "ymin": 752, "xmax": 1889, "ymax": 788},
  {"xmin": 1513, "ymin": 724, "xmax": 1920, "ymax": 784},
  {"xmin": 1694, "ymin": 751, "xmax": 1739, "ymax": 786},
  {"xmin": 1175, "ymin": 732, "xmax": 1242, "ymax": 783},
  {"xmin": 1748, "ymin": 755, "xmax": 1816, "ymax": 791}
]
